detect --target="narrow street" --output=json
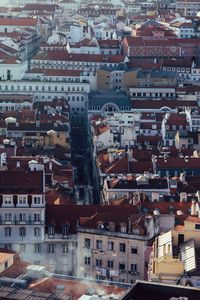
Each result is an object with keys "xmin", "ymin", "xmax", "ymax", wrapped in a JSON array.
[{"xmin": 71, "ymin": 120, "xmax": 101, "ymax": 204}]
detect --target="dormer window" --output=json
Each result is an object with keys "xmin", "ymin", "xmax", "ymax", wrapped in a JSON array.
[
  {"xmin": 17, "ymin": 196, "xmax": 28, "ymax": 206},
  {"xmin": 48, "ymin": 225, "xmax": 55, "ymax": 237},
  {"xmin": 109, "ymin": 222, "xmax": 115, "ymax": 232},
  {"xmin": 33, "ymin": 196, "xmax": 42, "ymax": 206},
  {"xmin": 62, "ymin": 224, "xmax": 69, "ymax": 236},
  {"xmin": 97, "ymin": 221, "xmax": 104, "ymax": 230},
  {"xmin": 133, "ymin": 229, "xmax": 140, "ymax": 235},
  {"xmin": 120, "ymin": 223, "xmax": 127, "ymax": 233},
  {"xmin": 3, "ymin": 196, "xmax": 13, "ymax": 207}
]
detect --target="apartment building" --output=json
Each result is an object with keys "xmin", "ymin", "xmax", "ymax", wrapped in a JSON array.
[
  {"xmin": 0, "ymin": 163, "xmax": 45, "ymax": 256},
  {"xmin": 148, "ymin": 216, "xmax": 200, "ymax": 284},
  {"xmin": 77, "ymin": 212, "xmax": 159, "ymax": 283}
]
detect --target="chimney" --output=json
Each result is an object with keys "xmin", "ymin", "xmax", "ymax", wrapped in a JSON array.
[
  {"xmin": 16, "ymin": 161, "xmax": 20, "ymax": 168},
  {"xmin": 191, "ymin": 200, "xmax": 196, "ymax": 216},
  {"xmin": 49, "ymin": 161, "xmax": 52, "ymax": 171},
  {"xmin": 128, "ymin": 217, "xmax": 131, "ymax": 233}
]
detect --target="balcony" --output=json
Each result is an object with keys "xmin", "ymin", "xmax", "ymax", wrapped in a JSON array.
[
  {"xmin": 129, "ymin": 271, "xmax": 139, "ymax": 276},
  {"xmin": 0, "ymin": 221, "xmax": 45, "ymax": 225}
]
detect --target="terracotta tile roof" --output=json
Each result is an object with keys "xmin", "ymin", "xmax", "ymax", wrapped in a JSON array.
[
  {"xmin": 108, "ymin": 177, "xmax": 168, "ymax": 190},
  {"xmin": 137, "ymin": 136, "xmax": 162, "ymax": 146},
  {"xmin": 0, "ymin": 170, "xmax": 43, "ymax": 194},
  {"xmin": 185, "ymin": 216, "xmax": 200, "ymax": 224},
  {"xmin": 0, "ymin": 17, "xmax": 38, "ymax": 27},
  {"xmin": 80, "ymin": 212, "xmax": 146, "ymax": 234},
  {"xmin": 132, "ymin": 149, "xmax": 152, "ymax": 161},
  {"xmin": 33, "ymin": 51, "xmax": 126, "ymax": 63},
  {"xmin": 45, "ymin": 205, "xmax": 139, "ymax": 234},
  {"xmin": 29, "ymin": 277, "xmax": 126, "ymax": 300},
  {"xmin": 94, "ymin": 124, "xmax": 110, "ymax": 136},
  {"xmin": 156, "ymin": 157, "xmax": 200, "ymax": 169},
  {"xmin": 98, "ymin": 39, "xmax": 120, "ymax": 49},
  {"xmin": 29, "ymin": 68, "xmax": 83, "ymax": 77}
]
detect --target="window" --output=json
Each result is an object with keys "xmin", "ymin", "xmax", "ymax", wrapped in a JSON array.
[
  {"xmin": 130, "ymin": 263, "xmax": 137, "ymax": 272},
  {"xmin": 5, "ymin": 213, "xmax": 11, "ymax": 222},
  {"xmin": 5, "ymin": 227, "xmax": 11, "ymax": 237},
  {"xmin": 48, "ymin": 226, "xmax": 55, "ymax": 236},
  {"xmin": 120, "ymin": 226, "xmax": 126, "ymax": 233},
  {"xmin": 84, "ymin": 238, "xmax": 91, "ymax": 249},
  {"xmin": 195, "ymin": 224, "xmax": 200, "ymax": 229},
  {"xmin": 84, "ymin": 257, "xmax": 91, "ymax": 265},
  {"xmin": 96, "ymin": 258, "xmax": 102, "ymax": 267},
  {"xmin": 3, "ymin": 196, "xmax": 13, "ymax": 206},
  {"xmin": 131, "ymin": 246, "xmax": 138, "ymax": 254},
  {"xmin": 108, "ymin": 241, "xmax": 114, "ymax": 251},
  {"xmin": 107, "ymin": 260, "xmax": 114, "ymax": 268},
  {"xmin": 63, "ymin": 243, "xmax": 68, "ymax": 253},
  {"xmin": 19, "ymin": 213, "xmax": 26, "ymax": 222},
  {"xmin": 18, "ymin": 196, "xmax": 27, "ymax": 206},
  {"xmin": 62, "ymin": 225, "xmax": 69, "ymax": 236},
  {"xmin": 119, "ymin": 262, "xmax": 125, "ymax": 271},
  {"xmin": 34, "ymin": 213, "xmax": 40, "ymax": 222},
  {"xmin": 119, "ymin": 243, "xmax": 126, "ymax": 253},
  {"xmin": 48, "ymin": 243, "xmax": 54, "ymax": 253},
  {"xmin": 19, "ymin": 244, "xmax": 26, "ymax": 253},
  {"xmin": 19, "ymin": 227, "xmax": 26, "ymax": 237},
  {"xmin": 33, "ymin": 196, "xmax": 42, "ymax": 205},
  {"xmin": 34, "ymin": 243, "xmax": 41, "ymax": 253},
  {"xmin": 96, "ymin": 240, "xmax": 102, "ymax": 249},
  {"xmin": 34, "ymin": 227, "xmax": 41, "ymax": 237}
]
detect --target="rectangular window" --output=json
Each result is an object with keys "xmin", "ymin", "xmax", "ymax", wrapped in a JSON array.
[
  {"xmin": 131, "ymin": 263, "xmax": 137, "ymax": 272},
  {"xmin": 19, "ymin": 244, "xmax": 26, "ymax": 253},
  {"xmin": 63, "ymin": 243, "xmax": 68, "ymax": 254},
  {"xmin": 19, "ymin": 213, "xmax": 26, "ymax": 222},
  {"xmin": 84, "ymin": 238, "xmax": 91, "ymax": 249},
  {"xmin": 107, "ymin": 260, "xmax": 114, "ymax": 268},
  {"xmin": 195, "ymin": 224, "xmax": 200, "ymax": 229},
  {"xmin": 19, "ymin": 227, "xmax": 26, "ymax": 237},
  {"xmin": 5, "ymin": 213, "xmax": 11, "ymax": 222},
  {"xmin": 34, "ymin": 213, "xmax": 40, "ymax": 222},
  {"xmin": 119, "ymin": 262, "xmax": 125, "ymax": 271},
  {"xmin": 33, "ymin": 197, "xmax": 41, "ymax": 205},
  {"xmin": 84, "ymin": 257, "xmax": 91, "ymax": 265},
  {"xmin": 119, "ymin": 243, "xmax": 126, "ymax": 252},
  {"xmin": 34, "ymin": 227, "xmax": 41, "ymax": 237},
  {"xmin": 3, "ymin": 196, "xmax": 13, "ymax": 205},
  {"xmin": 108, "ymin": 241, "xmax": 114, "ymax": 251},
  {"xmin": 96, "ymin": 258, "xmax": 102, "ymax": 267},
  {"xmin": 96, "ymin": 240, "xmax": 102, "ymax": 249},
  {"xmin": 48, "ymin": 243, "xmax": 54, "ymax": 253},
  {"xmin": 18, "ymin": 196, "xmax": 27, "ymax": 205},
  {"xmin": 34, "ymin": 243, "xmax": 41, "ymax": 253},
  {"xmin": 131, "ymin": 246, "xmax": 138, "ymax": 254},
  {"xmin": 5, "ymin": 227, "xmax": 11, "ymax": 237}
]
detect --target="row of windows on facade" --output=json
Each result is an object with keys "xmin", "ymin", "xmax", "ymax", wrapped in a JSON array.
[
  {"xmin": 1, "ymin": 212, "xmax": 41, "ymax": 222},
  {"xmin": 162, "ymin": 67, "xmax": 190, "ymax": 72},
  {"xmin": 2, "ymin": 196, "xmax": 43, "ymax": 206},
  {"xmin": 0, "ymin": 105, "xmax": 32, "ymax": 111},
  {"xmin": 0, "ymin": 85, "xmax": 85, "ymax": 92},
  {"xmin": 33, "ymin": 60, "xmax": 118, "ymax": 68},
  {"xmin": 4, "ymin": 227, "xmax": 42, "ymax": 237},
  {"xmin": 84, "ymin": 257, "xmax": 138, "ymax": 271},
  {"xmin": 131, "ymin": 92, "xmax": 175, "ymax": 97},
  {"xmin": 96, "ymin": 223, "xmax": 140, "ymax": 234},
  {"xmin": 91, "ymin": 106, "xmax": 129, "ymax": 111},
  {"xmin": 84, "ymin": 239, "xmax": 138, "ymax": 253},
  {"xmin": 5, "ymin": 243, "xmax": 75, "ymax": 254}
]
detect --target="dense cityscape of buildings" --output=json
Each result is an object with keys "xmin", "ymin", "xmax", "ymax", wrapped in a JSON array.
[{"xmin": 0, "ymin": 0, "xmax": 200, "ymax": 298}]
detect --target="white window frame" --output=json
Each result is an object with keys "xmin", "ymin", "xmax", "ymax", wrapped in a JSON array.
[
  {"xmin": 17, "ymin": 195, "xmax": 28, "ymax": 207},
  {"xmin": 2, "ymin": 195, "xmax": 13, "ymax": 207}
]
